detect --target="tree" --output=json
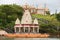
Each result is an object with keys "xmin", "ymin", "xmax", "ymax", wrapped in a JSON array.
[
  {"xmin": 56, "ymin": 12, "xmax": 60, "ymax": 22},
  {"xmin": 0, "ymin": 4, "xmax": 24, "ymax": 33},
  {"xmin": 46, "ymin": 11, "xmax": 50, "ymax": 15}
]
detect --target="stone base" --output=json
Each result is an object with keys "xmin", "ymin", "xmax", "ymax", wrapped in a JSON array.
[{"xmin": 4, "ymin": 33, "xmax": 50, "ymax": 38}]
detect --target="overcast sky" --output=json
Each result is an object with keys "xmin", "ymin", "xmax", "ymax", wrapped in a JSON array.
[{"xmin": 0, "ymin": 0, "xmax": 60, "ymax": 14}]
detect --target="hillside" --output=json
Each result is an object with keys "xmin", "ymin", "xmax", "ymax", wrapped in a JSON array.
[{"xmin": 32, "ymin": 14, "xmax": 60, "ymax": 34}]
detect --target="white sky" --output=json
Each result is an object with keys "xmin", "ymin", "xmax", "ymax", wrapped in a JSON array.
[{"xmin": 0, "ymin": 0, "xmax": 60, "ymax": 14}]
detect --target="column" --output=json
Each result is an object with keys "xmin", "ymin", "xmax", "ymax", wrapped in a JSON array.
[
  {"xmin": 14, "ymin": 27, "xmax": 16, "ymax": 33},
  {"xmin": 37, "ymin": 27, "xmax": 39, "ymax": 33},
  {"xmin": 28, "ymin": 27, "xmax": 30, "ymax": 33},
  {"xmin": 19, "ymin": 27, "xmax": 20, "ymax": 33},
  {"xmin": 33, "ymin": 27, "xmax": 34, "ymax": 33},
  {"xmin": 24, "ymin": 27, "xmax": 25, "ymax": 33}
]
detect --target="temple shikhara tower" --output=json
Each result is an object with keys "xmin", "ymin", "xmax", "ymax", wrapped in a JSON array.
[{"xmin": 14, "ymin": 10, "xmax": 39, "ymax": 33}]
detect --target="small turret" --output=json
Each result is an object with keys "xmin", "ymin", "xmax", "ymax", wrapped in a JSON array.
[
  {"xmin": 15, "ymin": 18, "xmax": 20, "ymax": 24},
  {"xmin": 33, "ymin": 18, "xmax": 39, "ymax": 27},
  {"xmin": 33, "ymin": 18, "xmax": 38, "ymax": 24},
  {"xmin": 14, "ymin": 18, "xmax": 21, "ymax": 27}
]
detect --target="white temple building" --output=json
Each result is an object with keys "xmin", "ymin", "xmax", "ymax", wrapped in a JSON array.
[
  {"xmin": 14, "ymin": 10, "xmax": 39, "ymax": 33},
  {"xmin": 22, "ymin": 4, "xmax": 49, "ymax": 15}
]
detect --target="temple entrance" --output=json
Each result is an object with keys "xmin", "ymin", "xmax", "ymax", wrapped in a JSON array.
[
  {"xmin": 16, "ymin": 27, "xmax": 19, "ymax": 33},
  {"xmin": 34, "ymin": 27, "xmax": 37, "ymax": 33},
  {"xmin": 25, "ymin": 27, "xmax": 28, "ymax": 33},
  {"xmin": 30, "ymin": 27, "xmax": 33, "ymax": 33},
  {"xmin": 20, "ymin": 27, "xmax": 24, "ymax": 33}
]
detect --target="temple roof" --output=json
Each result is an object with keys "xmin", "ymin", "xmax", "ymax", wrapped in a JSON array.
[
  {"xmin": 21, "ymin": 10, "xmax": 32, "ymax": 24},
  {"xmin": 33, "ymin": 18, "xmax": 38, "ymax": 24},
  {"xmin": 15, "ymin": 18, "xmax": 20, "ymax": 24},
  {"xmin": 14, "ymin": 10, "xmax": 39, "ymax": 27}
]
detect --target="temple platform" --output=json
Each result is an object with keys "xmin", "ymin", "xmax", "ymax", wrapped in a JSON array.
[{"xmin": 3, "ymin": 33, "xmax": 50, "ymax": 38}]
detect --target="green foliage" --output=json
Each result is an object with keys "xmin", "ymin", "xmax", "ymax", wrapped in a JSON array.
[
  {"xmin": 55, "ymin": 12, "xmax": 60, "ymax": 22},
  {"xmin": 0, "ymin": 4, "xmax": 24, "ymax": 33},
  {"xmin": 32, "ymin": 13, "xmax": 60, "ymax": 34},
  {"xmin": 46, "ymin": 11, "xmax": 50, "ymax": 15}
]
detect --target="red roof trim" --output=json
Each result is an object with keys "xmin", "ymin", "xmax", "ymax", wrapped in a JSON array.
[{"xmin": 15, "ymin": 24, "xmax": 38, "ymax": 26}]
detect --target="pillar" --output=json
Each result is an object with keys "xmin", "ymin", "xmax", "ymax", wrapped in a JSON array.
[
  {"xmin": 14, "ymin": 27, "xmax": 16, "ymax": 33},
  {"xmin": 37, "ymin": 27, "xmax": 39, "ymax": 33},
  {"xmin": 24, "ymin": 27, "xmax": 25, "ymax": 33},
  {"xmin": 33, "ymin": 27, "xmax": 35, "ymax": 33},
  {"xmin": 19, "ymin": 27, "xmax": 20, "ymax": 33},
  {"xmin": 28, "ymin": 27, "xmax": 30, "ymax": 33}
]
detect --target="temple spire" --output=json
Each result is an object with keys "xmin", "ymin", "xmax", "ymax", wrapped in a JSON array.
[
  {"xmin": 15, "ymin": 18, "xmax": 20, "ymax": 24},
  {"xmin": 33, "ymin": 18, "xmax": 38, "ymax": 24},
  {"xmin": 21, "ymin": 10, "xmax": 32, "ymax": 24}
]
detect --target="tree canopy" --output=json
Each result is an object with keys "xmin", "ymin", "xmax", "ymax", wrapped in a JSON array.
[
  {"xmin": 56, "ymin": 12, "xmax": 60, "ymax": 22},
  {"xmin": 0, "ymin": 4, "xmax": 24, "ymax": 33},
  {"xmin": 32, "ymin": 13, "xmax": 60, "ymax": 34}
]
